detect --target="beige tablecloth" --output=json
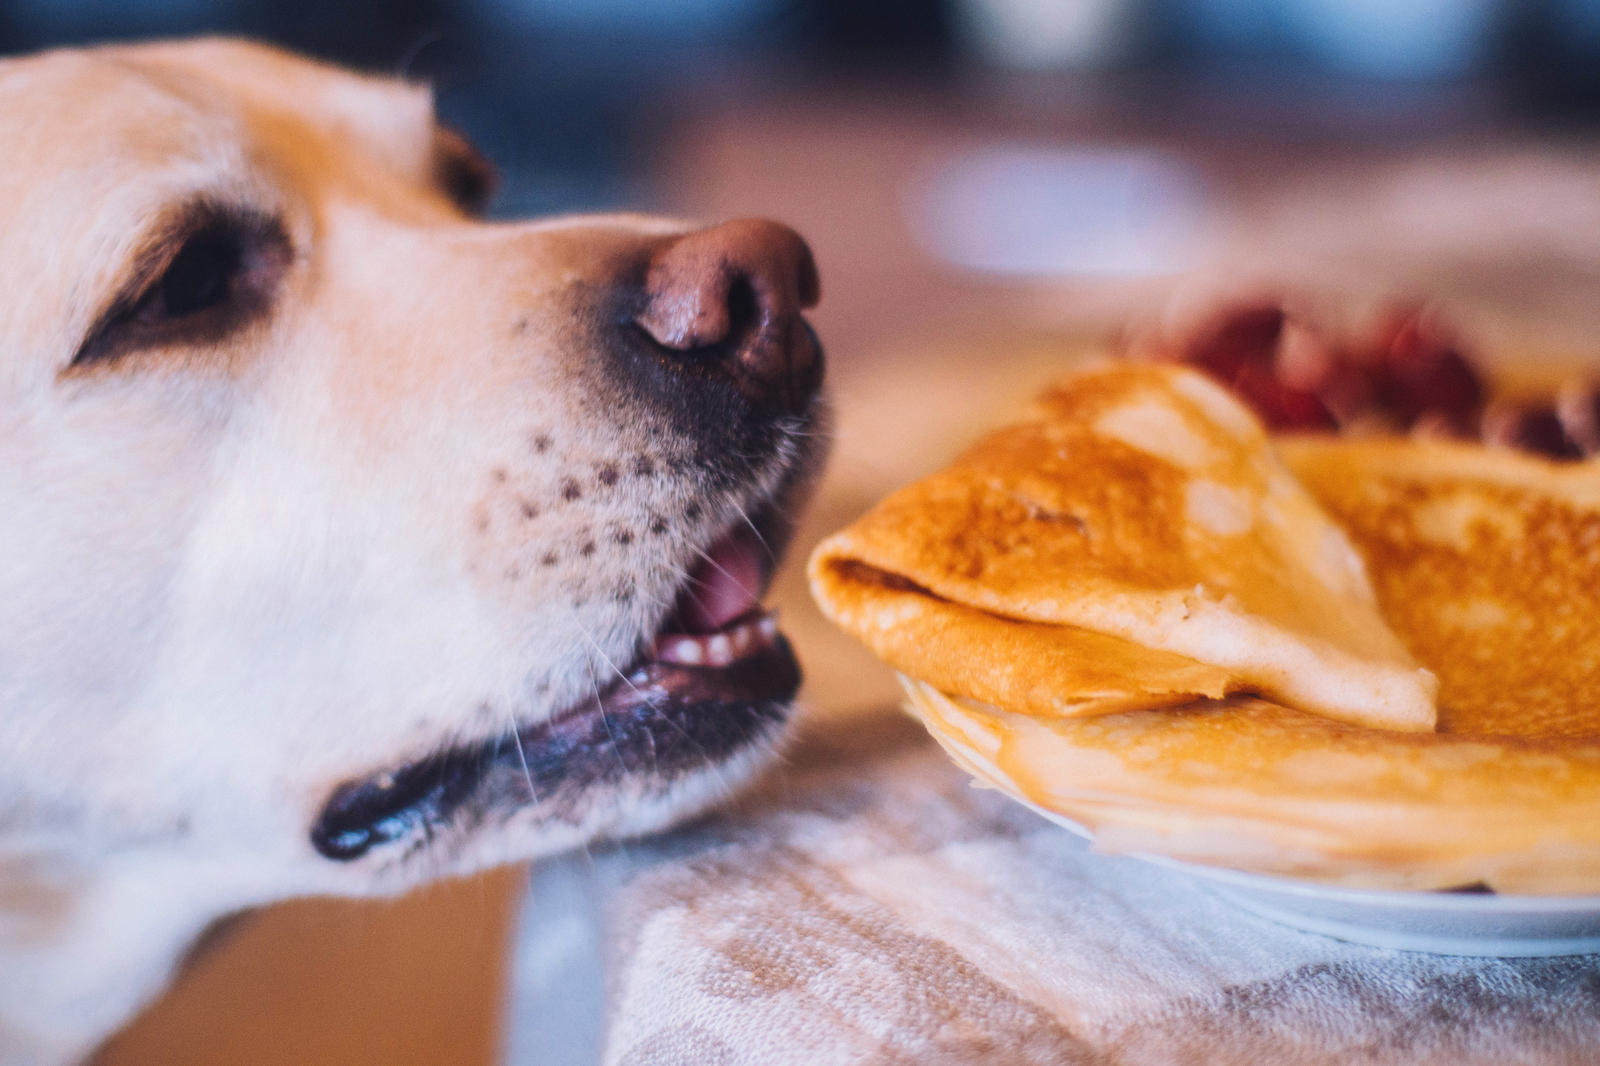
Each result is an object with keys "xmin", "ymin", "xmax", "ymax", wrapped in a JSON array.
[{"xmin": 507, "ymin": 711, "xmax": 1600, "ymax": 1066}]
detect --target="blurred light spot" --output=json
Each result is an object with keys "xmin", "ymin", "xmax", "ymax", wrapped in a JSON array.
[
  {"xmin": 907, "ymin": 146, "xmax": 1213, "ymax": 277},
  {"xmin": 1279, "ymin": 0, "xmax": 1499, "ymax": 79},
  {"xmin": 957, "ymin": 0, "xmax": 1132, "ymax": 69}
]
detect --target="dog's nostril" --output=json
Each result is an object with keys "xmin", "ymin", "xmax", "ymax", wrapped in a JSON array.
[
  {"xmin": 634, "ymin": 218, "xmax": 822, "ymax": 411},
  {"xmin": 725, "ymin": 276, "xmax": 759, "ymax": 346}
]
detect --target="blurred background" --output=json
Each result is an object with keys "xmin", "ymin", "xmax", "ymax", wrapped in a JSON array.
[
  {"xmin": 48, "ymin": 0, "xmax": 1597, "ymax": 1063},
  {"xmin": 8, "ymin": 0, "xmax": 1599, "ymax": 217}
]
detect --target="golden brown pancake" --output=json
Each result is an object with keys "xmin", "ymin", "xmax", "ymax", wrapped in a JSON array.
[
  {"xmin": 810, "ymin": 363, "xmax": 1437, "ymax": 732},
  {"xmin": 906, "ymin": 681, "xmax": 1600, "ymax": 894},
  {"xmin": 815, "ymin": 561, "xmax": 1232, "ymax": 719},
  {"xmin": 1280, "ymin": 438, "xmax": 1600, "ymax": 737},
  {"xmin": 812, "ymin": 362, "xmax": 1600, "ymax": 893}
]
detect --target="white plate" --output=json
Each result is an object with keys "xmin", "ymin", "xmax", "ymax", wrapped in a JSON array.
[{"xmin": 1023, "ymin": 802, "xmax": 1600, "ymax": 957}]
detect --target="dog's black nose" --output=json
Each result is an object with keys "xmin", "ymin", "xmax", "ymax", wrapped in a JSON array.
[{"xmin": 635, "ymin": 219, "xmax": 821, "ymax": 413}]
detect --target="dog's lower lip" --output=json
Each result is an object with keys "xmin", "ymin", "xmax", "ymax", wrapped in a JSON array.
[
  {"xmin": 310, "ymin": 566, "xmax": 799, "ymax": 864},
  {"xmin": 310, "ymin": 629, "xmax": 800, "ymax": 862}
]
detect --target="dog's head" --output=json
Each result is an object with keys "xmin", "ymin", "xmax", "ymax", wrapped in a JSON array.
[{"xmin": 0, "ymin": 37, "xmax": 825, "ymax": 1058}]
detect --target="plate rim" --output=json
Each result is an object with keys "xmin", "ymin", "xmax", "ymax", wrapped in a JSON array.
[{"xmin": 1021, "ymin": 799, "xmax": 1600, "ymax": 912}]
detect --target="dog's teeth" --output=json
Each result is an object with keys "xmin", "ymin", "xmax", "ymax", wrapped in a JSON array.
[
  {"xmin": 660, "ymin": 638, "xmax": 704, "ymax": 665},
  {"xmin": 654, "ymin": 611, "xmax": 780, "ymax": 667}
]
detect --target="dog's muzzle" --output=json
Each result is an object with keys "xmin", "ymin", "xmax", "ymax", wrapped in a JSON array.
[{"xmin": 311, "ymin": 218, "xmax": 827, "ymax": 864}]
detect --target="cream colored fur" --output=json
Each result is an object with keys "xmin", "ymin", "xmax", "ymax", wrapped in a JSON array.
[{"xmin": 0, "ymin": 38, "xmax": 811, "ymax": 1064}]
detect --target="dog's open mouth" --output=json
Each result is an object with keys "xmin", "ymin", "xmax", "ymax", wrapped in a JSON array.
[{"xmin": 310, "ymin": 520, "xmax": 800, "ymax": 863}]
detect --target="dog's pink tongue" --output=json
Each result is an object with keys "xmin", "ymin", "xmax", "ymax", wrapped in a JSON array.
[{"xmin": 675, "ymin": 526, "xmax": 767, "ymax": 634}]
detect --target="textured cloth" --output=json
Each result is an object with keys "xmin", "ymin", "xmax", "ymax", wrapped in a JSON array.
[{"xmin": 507, "ymin": 711, "xmax": 1600, "ymax": 1066}]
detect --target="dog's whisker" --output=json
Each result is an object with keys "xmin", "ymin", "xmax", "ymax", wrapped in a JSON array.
[
  {"xmin": 642, "ymin": 712, "xmax": 661, "ymax": 780},
  {"xmin": 733, "ymin": 502, "xmax": 776, "ymax": 561},
  {"xmin": 688, "ymin": 544, "xmax": 758, "ymax": 596},
  {"xmin": 573, "ymin": 621, "xmax": 643, "ymax": 697},
  {"xmin": 571, "ymin": 620, "xmax": 652, "ymax": 788},
  {"xmin": 588, "ymin": 669, "xmax": 632, "ymax": 782},
  {"xmin": 501, "ymin": 703, "xmax": 542, "ymax": 815}
]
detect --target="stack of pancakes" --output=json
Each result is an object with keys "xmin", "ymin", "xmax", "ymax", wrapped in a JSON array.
[{"xmin": 810, "ymin": 362, "xmax": 1600, "ymax": 894}]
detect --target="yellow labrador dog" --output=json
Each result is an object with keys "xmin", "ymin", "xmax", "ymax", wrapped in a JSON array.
[{"xmin": 0, "ymin": 38, "xmax": 826, "ymax": 1065}]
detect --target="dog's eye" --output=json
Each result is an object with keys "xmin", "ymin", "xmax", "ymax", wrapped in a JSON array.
[
  {"xmin": 154, "ymin": 234, "xmax": 238, "ymax": 319},
  {"xmin": 69, "ymin": 206, "xmax": 290, "ymax": 371},
  {"xmin": 433, "ymin": 126, "xmax": 498, "ymax": 217}
]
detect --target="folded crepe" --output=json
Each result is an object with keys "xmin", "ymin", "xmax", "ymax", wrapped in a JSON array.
[
  {"xmin": 810, "ymin": 363, "xmax": 1438, "ymax": 732},
  {"xmin": 1280, "ymin": 438, "xmax": 1600, "ymax": 738},
  {"xmin": 905, "ymin": 682, "xmax": 1600, "ymax": 894},
  {"xmin": 810, "ymin": 363, "xmax": 1600, "ymax": 893}
]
